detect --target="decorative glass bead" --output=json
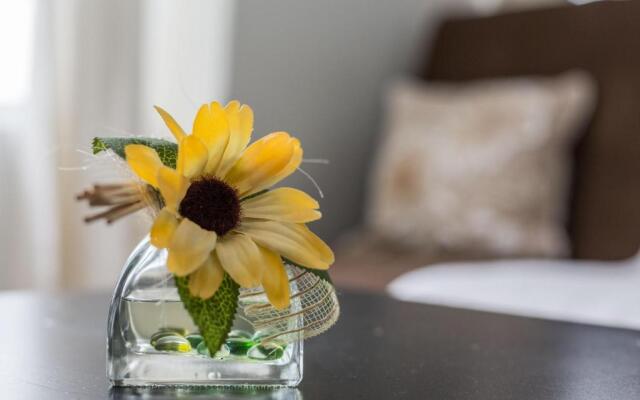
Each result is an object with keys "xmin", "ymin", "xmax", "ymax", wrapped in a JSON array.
[
  {"xmin": 185, "ymin": 334, "xmax": 203, "ymax": 348},
  {"xmin": 247, "ymin": 342, "xmax": 285, "ymax": 361},
  {"xmin": 153, "ymin": 335, "xmax": 191, "ymax": 353}
]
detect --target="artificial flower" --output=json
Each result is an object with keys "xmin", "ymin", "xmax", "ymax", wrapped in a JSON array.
[{"xmin": 124, "ymin": 101, "xmax": 334, "ymax": 309}]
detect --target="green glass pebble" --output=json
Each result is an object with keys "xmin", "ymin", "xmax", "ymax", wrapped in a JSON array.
[
  {"xmin": 196, "ymin": 341, "xmax": 210, "ymax": 356},
  {"xmin": 157, "ymin": 326, "xmax": 188, "ymax": 336},
  {"xmin": 196, "ymin": 341, "xmax": 230, "ymax": 358},
  {"xmin": 247, "ymin": 343, "xmax": 284, "ymax": 361},
  {"xmin": 228, "ymin": 329, "xmax": 252, "ymax": 339},
  {"xmin": 214, "ymin": 345, "xmax": 230, "ymax": 359},
  {"xmin": 251, "ymin": 330, "xmax": 274, "ymax": 342},
  {"xmin": 225, "ymin": 337, "xmax": 254, "ymax": 356},
  {"xmin": 150, "ymin": 331, "xmax": 181, "ymax": 347},
  {"xmin": 186, "ymin": 334, "xmax": 203, "ymax": 348},
  {"xmin": 153, "ymin": 335, "xmax": 192, "ymax": 353}
]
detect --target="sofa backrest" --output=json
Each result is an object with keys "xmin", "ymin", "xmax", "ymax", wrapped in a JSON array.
[{"xmin": 423, "ymin": 1, "xmax": 640, "ymax": 260}]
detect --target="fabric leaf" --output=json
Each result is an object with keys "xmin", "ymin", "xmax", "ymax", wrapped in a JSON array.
[
  {"xmin": 93, "ymin": 137, "xmax": 177, "ymax": 168},
  {"xmin": 175, "ymin": 273, "xmax": 239, "ymax": 355}
]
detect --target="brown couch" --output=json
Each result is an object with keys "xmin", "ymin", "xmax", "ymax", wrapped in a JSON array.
[{"xmin": 332, "ymin": 1, "xmax": 640, "ymax": 291}]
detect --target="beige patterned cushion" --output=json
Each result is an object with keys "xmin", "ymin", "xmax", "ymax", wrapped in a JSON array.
[{"xmin": 367, "ymin": 72, "xmax": 595, "ymax": 257}]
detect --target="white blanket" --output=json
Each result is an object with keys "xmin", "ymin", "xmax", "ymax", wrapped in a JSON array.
[{"xmin": 387, "ymin": 255, "xmax": 640, "ymax": 330}]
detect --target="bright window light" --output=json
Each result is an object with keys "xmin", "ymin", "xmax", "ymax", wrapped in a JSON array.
[{"xmin": 0, "ymin": 1, "xmax": 36, "ymax": 106}]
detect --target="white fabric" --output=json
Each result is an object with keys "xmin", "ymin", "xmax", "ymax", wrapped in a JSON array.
[{"xmin": 388, "ymin": 254, "xmax": 640, "ymax": 330}]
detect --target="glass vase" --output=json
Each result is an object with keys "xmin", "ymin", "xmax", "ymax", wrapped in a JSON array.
[{"xmin": 107, "ymin": 237, "xmax": 304, "ymax": 387}]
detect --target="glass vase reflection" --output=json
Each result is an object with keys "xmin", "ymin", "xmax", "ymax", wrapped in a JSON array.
[{"xmin": 107, "ymin": 237, "xmax": 303, "ymax": 387}]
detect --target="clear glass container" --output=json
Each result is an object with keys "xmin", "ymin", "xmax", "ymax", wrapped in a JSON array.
[{"xmin": 107, "ymin": 237, "xmax": 303, "ymax": 387}]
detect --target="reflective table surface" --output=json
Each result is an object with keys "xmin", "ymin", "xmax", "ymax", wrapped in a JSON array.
[{"xmin": 1, "ymin": 289, "xmax": 640, "ymax": 399}]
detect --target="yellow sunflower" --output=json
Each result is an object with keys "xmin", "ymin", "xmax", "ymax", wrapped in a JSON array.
[{"xmin": 124, "ymin": 100, "xmax": 334, "ymax": 309}]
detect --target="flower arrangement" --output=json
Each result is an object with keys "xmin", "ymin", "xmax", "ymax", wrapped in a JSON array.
[{"xmin": 78, "ymin": 101, "xmax": 339, "ymax": 368}]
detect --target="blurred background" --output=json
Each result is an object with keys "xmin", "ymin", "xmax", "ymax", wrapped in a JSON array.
[{"xmin": 2, "ymin": 0, "xmax": 640, "ymax": 329}]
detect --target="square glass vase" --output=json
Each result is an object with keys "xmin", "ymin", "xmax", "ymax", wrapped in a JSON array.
[{"xmin": 107, "ymin": 237, "xmax": 303, "ymax": 387}]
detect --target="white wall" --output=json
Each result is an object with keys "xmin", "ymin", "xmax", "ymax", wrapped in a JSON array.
[{"xmin": 229, "ymin": 0, "xmax": 473, "ymax": 242}]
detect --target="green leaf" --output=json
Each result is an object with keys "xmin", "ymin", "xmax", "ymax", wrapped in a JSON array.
[
  {"xmin": 283, "ymin": 257, "xmax": 333, "ymax": 285},
  {"xmin": 175, "ymin": 274, "xmax": 240, "ymax": 355},
  {"xmin": 92, "ymin": 137, "xmax": 178, "ymax": 168}
]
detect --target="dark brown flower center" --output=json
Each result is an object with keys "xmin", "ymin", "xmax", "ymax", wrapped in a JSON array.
[{"xmin": 179, "ymin": 178, "xmax": 240, "ymax": 236}]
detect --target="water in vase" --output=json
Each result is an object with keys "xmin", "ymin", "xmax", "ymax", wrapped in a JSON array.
[{"xmin": 107, "ymin": 237, "xmax": 303, "ymax": 387}]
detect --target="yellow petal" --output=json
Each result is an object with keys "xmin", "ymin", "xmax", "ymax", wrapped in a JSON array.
[
  {"xmin": 242, "ymin": 187, "xmax": 321, "ymax": 223},
  {"xmin": 167, "ymin": 218, "xmax": 217, "ymax": 276},
  {"xmin": 216, "ymin": 101, "xmax": 253, "ymax": 177},
  {"xmin": 225, "ymin": 100, "xmax": 240, "ymax": 114},
  {"xmin": 259, "ymin": 246, "xmax": 290, "ymax": 309},
  {"xmin": 225, "ymin": 132, "xmax": 296, "ymax": 196},
  {"xmin": 188, "ymin": 254, "xmax": 225, "ymax": 299},
  {"xmin": 150, "ymin": 208, "xmax": 179, "ymax": 248},
  {"xmin": 154, "ymin": 105, "xmax": 186, "ymax": 141},
  {"xmin": 214, "ymin": 233, "xmax": 263, "ymax": 288},
  {"xmin": 192, "ymin": 102, "xmax": 230, "ymax": 174},
  {"xmin": 124, "ymin": 144, "xmax": 164, "ymax": 187},
  {"xmin": 238, "ymin": 220, "xmax": 334, "ymax": 270},
  {"xmin": 157, "ymin": 166, "xmax": 190, "ymax": 212},
  {"xmin": 177, "ymin": 135, "xmax": 208, "ymax": 179},
  {"xmin": 257, "ymin": 138, "xmax": 302, "ymax": 192}
]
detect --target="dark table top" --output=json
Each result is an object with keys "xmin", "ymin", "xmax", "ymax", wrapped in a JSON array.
[{"xmin": 1, "ymin": 290, "xmax": 640, "ymax": 399}]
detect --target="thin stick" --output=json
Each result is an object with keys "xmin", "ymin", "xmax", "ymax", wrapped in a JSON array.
[
  {"xmin": 297, "ymin": 166, "xmax": 324, "ymax": 199},
  {"xmin": 84, "ymin": 200, "xmax": 141, "ymax": 223},
  {"xmin": 106, "ymin": 201, "xmax": 146, "ymax": 223}
]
